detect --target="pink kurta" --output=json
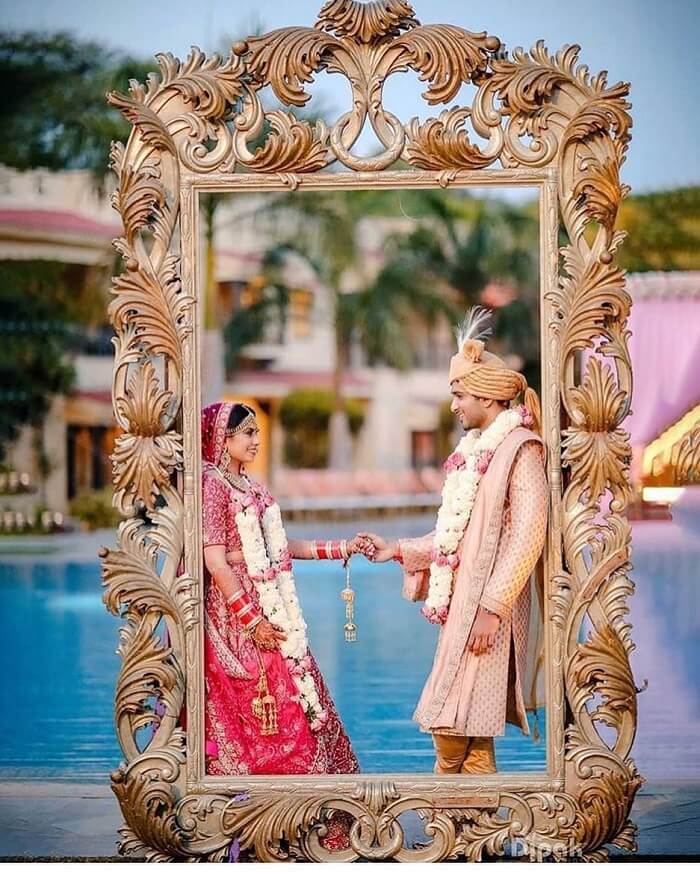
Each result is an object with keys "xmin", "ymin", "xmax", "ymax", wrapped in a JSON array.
[
  {"xmin": 202, "ymin": 466, "xmax": 359, "ymax": 775},
  {"xmin": 399, "ymin": 428, "xmax": 548, "ymax": 737}
]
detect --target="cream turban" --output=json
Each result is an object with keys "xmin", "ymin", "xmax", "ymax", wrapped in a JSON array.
[{"xmin": 449, "ymin": 337, "xmax": 541, "ymax": 432}]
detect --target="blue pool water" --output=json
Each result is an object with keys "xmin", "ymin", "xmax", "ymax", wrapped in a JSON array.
[
  {"xmin": 4, "ymin": 498, "xmax": 699, "ymax": 784},
  {"xmin": 0, "ymin": 561, "xmax": 121, "ymax": 781},
  {"xmin": 0, "ymin": 554, "xmax": 545, "ymax": 781}
]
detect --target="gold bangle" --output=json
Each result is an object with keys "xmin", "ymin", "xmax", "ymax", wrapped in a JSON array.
[{"xmin": 310, "ymin": 541, "xmax": 319, "ymax": 560}]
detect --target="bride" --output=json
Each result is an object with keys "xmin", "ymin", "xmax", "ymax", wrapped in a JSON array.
[{"xmin": 200, "ymin": 400, "xmax": 359, "ymax": 777}]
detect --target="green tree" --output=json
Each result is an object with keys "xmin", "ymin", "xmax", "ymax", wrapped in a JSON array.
[
  {"xmin": 224, "ymin": 190, "xmax": 459, "ymax": 467},
  {"xmin": 374, "ymin": 190, "xmax": 541, "ymax": 384},
  {"xmin": 223, "ymin": 246, "xmax": 290, "ymax": 373},
  {"xmin": 0, "ymin": 262, "xmax": 79, "ymax": 458},
  {"xmin": 0, "ymin": 32, "xmax": 151, "ymax": 460},
  {"xmin": 0, "ymin": 31, "xmax": 152, "ymax": 179},
  {"xmin": 378, "ymin": 190, "xmax": 539, "ymax": 304},
  {"xmin": 617, "ymin": 186, "xmax": 700, "ymax": 272},
  {"xmin": 279, "ymin": 389, "xmax": 364, "ymax": 469}
]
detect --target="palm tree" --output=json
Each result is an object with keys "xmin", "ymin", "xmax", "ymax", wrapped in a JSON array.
[
  {"xmin": 225, "ymin": 189, "xmax": 460, "ymax": 468},
  {"xmin": 200, "ymin": 22, "xmax": 336, "ymax": 402},
  {"xmin": 373, "ymin": 190, "xmax": 541, "ymax": 385}
]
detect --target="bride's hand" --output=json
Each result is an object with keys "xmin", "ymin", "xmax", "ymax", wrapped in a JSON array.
[
  {"xmin": 356, "ymin": 533, "xmax": 394, "ymax": 562},
  {"xmin": 350, "ymin": 534, "xmax": 375, "ymax": 560},
  {"xmin": 347, "ymin": 535, "xmax": 367, "ymax": 556},
  {"xmin": 252, "ymin": 619, "xmax": 287, "ymax": 651}
]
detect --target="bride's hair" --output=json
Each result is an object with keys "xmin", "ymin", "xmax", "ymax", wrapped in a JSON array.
[{"xmin": 227, "ymin": 403, "xmax": 256, "ymax": 430}]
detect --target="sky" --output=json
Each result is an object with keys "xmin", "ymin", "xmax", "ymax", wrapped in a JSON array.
[{"xmin": 2, "ymin": 0, "xmax": 699, "ymax": 195}]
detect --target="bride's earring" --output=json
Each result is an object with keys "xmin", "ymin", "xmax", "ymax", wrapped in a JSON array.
[{"xmin": 220, "ymin": 447, "xmax": 231, "ymax": 470}]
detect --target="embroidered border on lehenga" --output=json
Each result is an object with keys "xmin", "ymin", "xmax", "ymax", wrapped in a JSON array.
[{"xmin": 205, "ymin": 611, "xmax": 251, "ymax": 680}]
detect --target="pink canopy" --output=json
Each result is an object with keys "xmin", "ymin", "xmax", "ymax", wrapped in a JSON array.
[{"xmin": 624, "ymin": 272, "xmax": 700, "ymax": 449}]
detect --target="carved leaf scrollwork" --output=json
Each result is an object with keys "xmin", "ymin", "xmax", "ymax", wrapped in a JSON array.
[
  {"xmin": 154, "ymin": 48, "xmax": 245, "ymax": 119},
  {"xmin": 115, "ymin": 613, "xmax": 183, "ymax": 734},
  {"xmin": 244, "ymin": 27, "xmax": 339, "ymax": 107},
  {"xmin": 488, "ymin": 42, "xmax": 572, "ymax": 119},
  {"xmin": 392, "ymin": 25, "xmax": 498, "ymax": 104},
  {"xmin": 244, "ymin": 111, "xmax": 331, "ymax": 174},
  {"xmin": 102, "ymin": 515, "xmax": 196, "ymax": 639},
  {"xmin": 406, "ymin": 109, "xmax": 493, "ymax": 171},
  {"xmin": 316, "ymin": 0, "xmax": 419, "ymax": 42},
  {"xmin": 550, "ymin": 244, "xmax": 630, "ymax": 390},
  {"xmin": 572, "ymin": 769, "xmax": 643, "ymax": 861},
  {"xmin": 673, "ymin": 423, "xmax": 700, "ymax": 485},
  {"xmin": 111, "ymin": 361, "xmax": 183, "ymax": 512},
  {"xmin": 110, "ymin": 252, "xmax": 192, "ymax": 369},
  {"xmin": 112, "ymin": 731, "xmax": 190, "ymax": 861},
  {"xmin": 562, "ymin": 357, "xmax": 631, "ymax": 505},
  {"xmin": 569, "ymin": 624, "xmax": 637, "ymax": 732}
]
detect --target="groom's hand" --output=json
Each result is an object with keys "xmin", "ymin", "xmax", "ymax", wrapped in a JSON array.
[
  {"xmin": 356, "ymin": 533, "xmax": 395, "ymax": 563},
  {"xmin": 467, "ymin": 606, "xmax": 500, "ymax": 655}
]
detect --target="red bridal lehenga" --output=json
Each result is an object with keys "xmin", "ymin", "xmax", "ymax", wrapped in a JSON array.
[{"xmin": 200, "ymin": 402, "xmax": 359, "ymax": 787}]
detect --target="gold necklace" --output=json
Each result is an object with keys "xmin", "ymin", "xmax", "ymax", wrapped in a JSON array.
[{"xmin": 221, "ymin": 466, "xmax": 250, "ymax": 493}]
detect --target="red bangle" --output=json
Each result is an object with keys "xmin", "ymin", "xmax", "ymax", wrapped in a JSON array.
[
  {"xmin": 237, "ymin": 603, "xmax": 262, "ymax": 627},
  {"xmin": 313, "ymin": 540, "xmax": 347, "ymax": 560},
  {"xmin": 226, "ymin": 589, "xmax": 261, "ymax": 627},
  {"xmin": 331, "ymin": 540, "xmax": 348, "ymax": 560},
  {"xmin": 393, "ymin": 542, "xmax": 403, "ymax": 564}
]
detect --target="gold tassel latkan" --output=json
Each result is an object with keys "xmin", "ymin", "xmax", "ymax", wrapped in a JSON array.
[
  {"xmin": 252, "ymin": 655, "xmax": 278, "ymax": 735},
  {"xmin": 341, "ymin": 558, "xmax": 357, "ymax": 642}
]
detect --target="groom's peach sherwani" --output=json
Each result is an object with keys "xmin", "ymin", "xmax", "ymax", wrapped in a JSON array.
[{"xmin": 399, "ymin": 427, "xmax": 548, "ymax": 737}]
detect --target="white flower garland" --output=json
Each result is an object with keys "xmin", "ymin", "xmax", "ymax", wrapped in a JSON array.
[
  {"xmin": 422, "ymin": 404, "xmax": 532, "ymax": 624},
  {"xmin": 234, "ymin": 496, "xmax": 328, "ymax": 731}
]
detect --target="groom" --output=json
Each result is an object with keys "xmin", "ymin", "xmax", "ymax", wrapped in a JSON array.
[{"xmin": 358, "ymin": 312, "xmax": 548, "ymax": 774}]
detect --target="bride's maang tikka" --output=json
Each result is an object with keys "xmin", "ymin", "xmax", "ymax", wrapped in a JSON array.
[{"xmin": 225, "ymin": 404, "xmax": 256, "ymax": 436}]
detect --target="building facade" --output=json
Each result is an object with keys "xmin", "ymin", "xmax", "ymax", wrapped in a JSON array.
[{"xmin": 1, "ymin": 168, "xmax": 459, "ymax": 514}]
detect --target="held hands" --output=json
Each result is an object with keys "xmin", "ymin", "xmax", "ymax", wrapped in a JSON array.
[
  {"xmin": 251, "ymin": 618, "xmax": 287, "ymax": 651},
  {"xmin": 467, "ymin": 606, "xmax": 500, "ymax": 655},
  {"xmin": 354, "ymin": 533, "xmax": 396, "ymax": 563},
  {"xmin": 345, "ymin": 536, "xmax": 365, "ymax": 557}
]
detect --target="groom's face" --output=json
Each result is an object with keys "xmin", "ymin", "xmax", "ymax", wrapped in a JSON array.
[{"xmin": 449, "ymin": 382, "xmax": 484, "ymax": 430}]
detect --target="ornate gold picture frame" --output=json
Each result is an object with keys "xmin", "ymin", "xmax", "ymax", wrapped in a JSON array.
[{"xmin": 101, "ymin": 0, "xmax": 641, "ymax": 861}]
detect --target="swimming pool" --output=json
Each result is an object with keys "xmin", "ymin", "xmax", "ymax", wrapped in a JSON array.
[
  {"xmin": 3, "ymin": 499, "xmax": 699, "ymax": 784},
  {"xmin": 0, "ymin": 553, "xmax": 545, "ymax": 781}
]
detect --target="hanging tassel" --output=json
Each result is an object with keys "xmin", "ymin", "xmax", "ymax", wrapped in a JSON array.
[
  {"xmin": 252, "ymin": 653, "xmax": 278, "ymax": 736},
  {"xmin": 261, "ymin": 690, "xmax": 278, "ymax": 736},
  {"xmin": 340, "ymin": 558, "xmax": 357, "ymax": 642}
]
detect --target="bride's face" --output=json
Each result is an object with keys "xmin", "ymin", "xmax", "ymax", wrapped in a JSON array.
[{"xmin": 225, "ymin": 422, "xmax": 261, "ymax": 467}]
